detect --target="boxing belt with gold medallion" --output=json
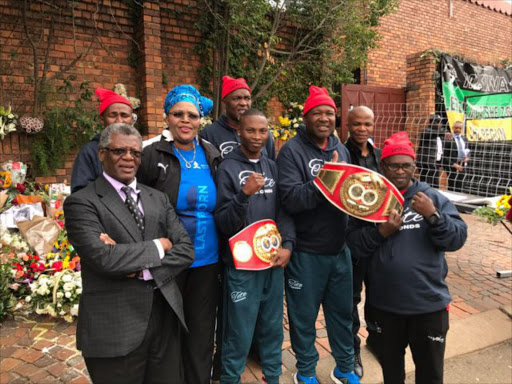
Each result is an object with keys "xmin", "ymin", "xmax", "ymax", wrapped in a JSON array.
[
  {"xmin": 313, "ymin": 162, "xmax": 404, "ymax": 223},
  {"xmin": 229, "ymin": 219, "xmax": 282, "ymax": 270}
]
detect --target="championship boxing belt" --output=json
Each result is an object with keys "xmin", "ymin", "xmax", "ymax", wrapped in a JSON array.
[
  {"xmin": 229, "ymin": 219, "xmax": 282, "ymax": 270},
  {"xmin": 313, "ymin": 162, "xmax": 404, "ymax": 223}
]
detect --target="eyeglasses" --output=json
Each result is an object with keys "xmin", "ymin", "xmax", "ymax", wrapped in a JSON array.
[
  {"xmin": 169, "ymin": 111, "xmax": 200, "ymax": 121},
  {"xmin": 382, "ymin": 162, "xmax": 415, "ymax": 171},
  {"xmin": 102, "ymin": 147, "xmax": 143, "ymax": 159}
]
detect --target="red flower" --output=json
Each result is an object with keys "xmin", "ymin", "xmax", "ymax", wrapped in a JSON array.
[
  {"xmin": 56, "ymin": 220, "xmax": 65, "ymax": 228},
  {"xmin": 16, "ymin": 183, "xmax": 27, "ymax": 194},
  {"xmin": 11, "ymin": 198, "xmax": 18, "ymax": 206},
  {"xmin": 30, "ymin": 263, "xmax": 37, "ymax": 269},
  {"xmin": 34, "ymin": 183, "xmax": 41, "ymax": 191},
  {"xmin": 51, "ymin": 261, "xmax": 63, "ymax": 272},
  {"xmin": 33, "ymin": 255, "xmax": 40, "ymax": 261},
  {"xmin": 38, "ymin": 264, "xmax": 46, "ymax": 272}
]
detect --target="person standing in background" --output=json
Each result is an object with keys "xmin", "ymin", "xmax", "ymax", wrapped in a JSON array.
[{"xmin": 344, "ymin": 105, "xmax": 382, "ymax": 379}]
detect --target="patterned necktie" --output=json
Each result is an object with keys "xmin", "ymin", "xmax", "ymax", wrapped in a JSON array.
[{"xmin": 121, "ymin": 186, "xmax": 145, "ymax": 234}]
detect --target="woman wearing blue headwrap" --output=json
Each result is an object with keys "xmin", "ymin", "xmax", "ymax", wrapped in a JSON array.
[{"xmin": 137, "ymin": 84, "xmax": 221, "ymax": 384}]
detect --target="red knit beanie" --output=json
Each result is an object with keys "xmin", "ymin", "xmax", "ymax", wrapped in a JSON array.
[
  {"xmin": 96, "ymin": 88, "xmax": 133, "ymax": 115},
  {"xmin": 303, "ymin": 86, "xmax": 337, "ymax": 115},
  {"xmin": 381, "ymin": 131, "xmax": 416, "ymax": 160},
  {"xmin": 221, "ymin": 76, "xmax": 251, "ymax": 99}
]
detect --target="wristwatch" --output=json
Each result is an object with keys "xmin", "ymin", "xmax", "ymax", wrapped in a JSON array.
[{"xmin": 426, "ymin": 210, "xmax": 441, "ymax": 226}]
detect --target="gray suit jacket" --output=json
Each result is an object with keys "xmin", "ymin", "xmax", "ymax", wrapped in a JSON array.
[{"xmin": 64, "ymin": 175, "xmax": 194, "ymax": 358}]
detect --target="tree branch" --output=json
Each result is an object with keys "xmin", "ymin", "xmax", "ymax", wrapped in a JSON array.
[{"xmin": 23, "ymin": 0, "xmax": 39, "ymax": 114}]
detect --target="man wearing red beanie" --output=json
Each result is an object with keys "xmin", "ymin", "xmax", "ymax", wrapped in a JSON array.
[
  {"xmin": 277, "ymin": 86, "xmax": 359, "ymax": 384},
  {"xmin": 347, "ymin": 131, "xmax": 467, "ymax": 384},
  {"xmin": 200, "ymin": 76, "xmax": 275, "ymax": 160},
  {"xmin": 71, "ymin": 88, "xmax": 134, "ymax": 193}
]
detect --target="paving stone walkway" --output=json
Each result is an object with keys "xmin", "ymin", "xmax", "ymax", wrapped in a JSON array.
[{"xmin": 1, "ymin": 214, "xmax": 510, "ymax": 383}]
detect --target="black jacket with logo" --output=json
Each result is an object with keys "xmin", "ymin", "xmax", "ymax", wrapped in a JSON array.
[
  {"xmin": 276, "ymin": 126, "xmax": 351, "ymax": 254},
  {"xmin": 215, "ymin": 147, "xmax": 294, "ymax": 266},
  {"xmin": 137, "ymin": 135, "xmax": 221, "ymax": 207},
  {"xmin": 346, "ymin": 179, "xmax": 467, "ymax": 314}
]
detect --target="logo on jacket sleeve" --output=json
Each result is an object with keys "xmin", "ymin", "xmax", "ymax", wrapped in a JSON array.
[
  {"xmin": 309, "ymin": 159, "xmax": 324, "ymax": 176},
  {"xmin": 219, "ymin": 141, "xmax": 239, "ymax": 157}
]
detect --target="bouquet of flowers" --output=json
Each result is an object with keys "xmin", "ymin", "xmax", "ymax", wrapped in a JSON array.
[
  {"xmin": 27, "ymin": 270, "xmax": 82, "ymax": 322},
  {"xmin": 0, "ymin": 226, "xmax": 30, "ymax": 253},
  {"xmin": 46, "ymin": 238, "xmax": 81, "ymax": 273},
  {"xmin": 10, "ymin": 252, "xmax": 46, "ymax": 283},
  {"xmin": 473, "ymin": 189, "xmax": 512, "ymax": 226},
  {"xmin": 0, "ymin": 105, "xmax": 18, "ymax": 140},
  {"xmin": 270, "ymin": 102, "xmax": 304, "ymax": 141}
]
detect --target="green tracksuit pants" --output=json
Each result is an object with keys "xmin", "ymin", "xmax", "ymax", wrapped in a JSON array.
[
  {"xmin": 285, "ymin": 247, "xmax": 354, "ymax": 377},
  {"xmin": 220, "ymin": 266, "xmax": 284, "ymax": 384}
]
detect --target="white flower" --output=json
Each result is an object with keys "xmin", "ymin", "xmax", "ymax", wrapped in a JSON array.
[
  {"xmin": 293, "ymin": 123, "xmax": 299, "ymax": 128},
  {"xmin": 76, "ymin": 288, "xmax": 82, "ymax": 295},
  {"xmin": 25, "ymin": 296, "xmax": 31, "ymax": 303},
  {"xmin": 70, "ymin": 304, "xmax": 79, "ymax": 316},
  {"xmin": 37, "ymin": 286, "xmax": 49, "ymax": 296},
  {"xmin": 57, "ymin": 303, "xmax": 62, "ymax": 308},
  {"xmin": 62, "ymin": 274, "xmax": 72, "ymax": 282},
  {"xmin": 57, "ymin": 292, "xmax": 64, "ymax": 298},
  {"xmin": 64, "ymin": 291, "xmax": 71, "ymax": 298},
  {"xmin": 63, "ymin": 282, "xmax": 74, "ymax": 292},
  {"xmin": 59, "ymin": 310, "xmax": 66, "ymax": 315},
  {"xmin": 7, "ymin": 113, "xmax": 14, "ymax": 119}
]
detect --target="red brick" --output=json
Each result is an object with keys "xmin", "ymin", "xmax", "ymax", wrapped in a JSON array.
[
  {"xmin": 19, "ymin": 349, "xmax": 44, "ymax": 363},
  {"xmin": 29, "ymin": 369, "xmax": 51, "ymax": 382},
  {"xmin": 54, "ymin": 348, "xmax": 78, "ymax": 362},
  {"xmin": 70, "ymin": 375, "xmax": 92, "ymax": 384},
  {"xmin": 0, "ymin": 371, "xmax": 17, "ymax": 384},
  {"xmin": 0, "ymin": 357, "xmax": 22, "ymax": 371},
  {"xmin": 12, "ymin": 362, "xmax": 39, "ymax": 377},
  {"xmin": 47, "ymin": 361, "xmax": 68, "ymax": 377},
  {"xmin": 31, "ymin": 340, "xmax": 56, "ymax": 351}
]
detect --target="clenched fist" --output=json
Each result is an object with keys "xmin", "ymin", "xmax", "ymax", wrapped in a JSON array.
[{"xmin": 243, "ymin": 172, "xmax": 265, "ymax": 196}]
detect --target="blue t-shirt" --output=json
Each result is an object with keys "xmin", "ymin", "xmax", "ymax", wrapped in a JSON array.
[{"xmin": 173, "ymin": 140, "xmax": 219, "ymax": 268}]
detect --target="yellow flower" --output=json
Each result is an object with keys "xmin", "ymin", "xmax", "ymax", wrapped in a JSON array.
[
  {"xmin": 279, "ymin": 116, "xmax": 291, "ymax": 127},
  {"xmin": 273, "ymin": 130, "xmax": 279, "ymax": 138}
]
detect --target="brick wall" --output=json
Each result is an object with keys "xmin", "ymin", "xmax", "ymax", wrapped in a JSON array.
[
  {"xmin": 366, "ymin": 0, "xmax": 512, "ymax": 88},
  {"xmin": 0, "ymin": 0, "xmax": 137, "ymax": 183}
]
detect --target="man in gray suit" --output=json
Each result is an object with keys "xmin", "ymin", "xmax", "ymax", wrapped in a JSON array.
[{"xmin": 64, "ymin": 123, "xmax": 194, "ymax": 384}]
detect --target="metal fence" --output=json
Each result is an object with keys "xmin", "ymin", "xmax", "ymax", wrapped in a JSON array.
[{"xmin": 359, "ymin": 103, "xmax": 512, "ymax": 197}]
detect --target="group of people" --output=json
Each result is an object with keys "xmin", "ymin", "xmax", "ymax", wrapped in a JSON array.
[
  {"xmin": 416, "ymin": 115, "xmax": 471, "ymax": 192},
  {"xmin": 64, "ymin": 76, "xmax": 468, "ymax": 384}
]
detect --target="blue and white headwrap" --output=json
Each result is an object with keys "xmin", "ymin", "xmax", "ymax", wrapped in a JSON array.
[{"xmin": 164, "ymin": 84, "xmax": 213, "ymax": 117}]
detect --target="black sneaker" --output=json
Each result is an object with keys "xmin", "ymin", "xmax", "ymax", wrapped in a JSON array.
[{"xmin": 354, "ymin": 351, "xmax": 364, "ymax": 378}]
